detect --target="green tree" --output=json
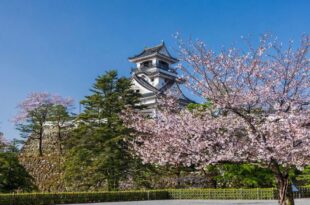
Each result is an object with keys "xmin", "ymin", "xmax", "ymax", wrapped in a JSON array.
[
  {"xmin": 207, "ymin": 163, "xmax": 275, "ymax": 188},
  {"xmin": 14, "ymin": 93, "xmax": 74, "ymax": 156},
  {"xmin": 0, "ymin": 139, "xmax": 36, "ymax": 193},
  {"xmin": 49, "ymin": 103, "xmax": 74, "ymax": 155},
  {"xmin": 297, "ymin": 166, "xmax": 310, "ymax": 187},
  {"xmin": 64, "ymin": 70, "xmax": 143, "ymax": 191}
]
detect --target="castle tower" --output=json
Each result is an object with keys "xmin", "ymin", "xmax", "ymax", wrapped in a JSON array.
[{"xmin": 129, "ymin": 41, "xmax": 193, "ymax": 116}]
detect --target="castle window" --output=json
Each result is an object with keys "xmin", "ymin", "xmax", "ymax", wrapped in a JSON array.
[
  {"xmin": 151, "ymin": 78, "xmax": 154, "ymax": 82},
  {"xmin": 136, "ymin": 89, "xmax": 140, "ymax": 93},
  {"xmin": 141, "ymin": 61, "xmax": 152, "ymax": 68},
  {"xmin": 159, "ymin": 60, "xmax": 169, "ymax": 69}
]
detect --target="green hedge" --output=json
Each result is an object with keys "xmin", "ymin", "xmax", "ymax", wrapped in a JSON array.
[
  {"xmin": 0, "ymin": 188, "xmax": 309, "ymax": 205},
  {"xmin": 0, "ymin": 190, "xmax": 168, "ymax": 205},
  {"xmin": 167, "ymin": 188, "xmax": 276, "ymax": 200}
]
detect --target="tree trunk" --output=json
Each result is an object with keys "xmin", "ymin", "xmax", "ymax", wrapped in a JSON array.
[
  {"xmin": 176, "ymin": 167, "xmax": 181, "ymax": 188},
  {"xmin": 57, "ymin": 124, "xmax": 62, "ymax": 155},
  {"xmin": 275, "ymin": 171, "xmax": 294, "ymax": 205},
  {"xmin": 39, "ymin": 129, "xmax": 43, "ymax": 156}
]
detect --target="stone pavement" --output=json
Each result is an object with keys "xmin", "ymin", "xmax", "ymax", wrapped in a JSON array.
[{"xmin": 64, "ymin": 199, "xmax": 310, "ymax": 205}]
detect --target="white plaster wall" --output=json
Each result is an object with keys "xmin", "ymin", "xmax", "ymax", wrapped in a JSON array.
[
  {"xmin": 141, "ymin": 98, "xmax": 156, "ymax": 105},
  {"xmin": 131, "ymin": 78, "xmax": 153, "ymax": 95},
  {"xmin": 151, "ymin": 76, "xmax": 167, "ymax": 89},
  {"xmin": 153, "ymin": 77, "xmax": 160, "ymax": 88},
  {"xmin": 152, "ymin": 58, "xmax": 157, "ymax": 66}
]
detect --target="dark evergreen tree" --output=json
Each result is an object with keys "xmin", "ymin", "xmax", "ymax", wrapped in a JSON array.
[
  {"xmin": 49, "ymin": 104, "xmax": 74, "ymax": 155},
  {"xmin": 0, "ymin": 140, "xmax": 36, "ymax": 193},
  {"xmin": 64, "ymin": 70, "xmax": 143, "ymax": 191}
]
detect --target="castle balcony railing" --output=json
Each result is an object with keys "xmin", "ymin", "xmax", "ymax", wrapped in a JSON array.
[{"xmin": 131, "ymin": 66, "xmax": 177, "ymax": 75}]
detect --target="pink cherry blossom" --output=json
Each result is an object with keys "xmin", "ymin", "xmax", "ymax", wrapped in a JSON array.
[
  {"xmin": 123, "ymin": 35, "xmax": 310, "ymax": 205},
  {"xmin": 14, "ymin": 92, "xmax": 74, "ymax": 156},
  {"xmin": 14, "ymin": 92, "xmax": 74, "ymax": 124}
]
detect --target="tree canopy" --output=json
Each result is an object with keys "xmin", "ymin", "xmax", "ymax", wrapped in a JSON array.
[
  {"xmin": 123, "ymin": 35, "xmax": 310, "ymax": 205},
  {"xmin": 14, "ymin": 92, "xmax": 74, "ymax": 156},
  {"xmin": 0, "ymin": 134, "xmax": 35, "ymax": 193},
  {"xmin": 64, "ymin": 70, "xmax": 144, "ymax": 191}
]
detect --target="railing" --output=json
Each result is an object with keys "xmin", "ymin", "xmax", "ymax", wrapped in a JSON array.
[
  {"xmin": 131, "ymin": 66, "xmax": 177, "ymax": 75},
  {"xmin": 167, "ymin": 187, "xmax": 310, "ymax": 200},
  {"xmin": 293, "ymin": 187, "xmax": 310, "ymax": 198}
]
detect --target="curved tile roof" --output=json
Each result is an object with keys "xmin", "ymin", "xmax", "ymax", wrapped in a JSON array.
[{"xmin": 129, "ymin": 41, "xmax": 178, "ymax": 63}]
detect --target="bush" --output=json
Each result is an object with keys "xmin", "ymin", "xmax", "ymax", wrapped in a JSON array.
[
  {"xmin": 167, "ymin": 188, "xmax": 276, "ymax": 200},
  {"xmin": 0, "ymin": 151, "xmax": 36, "ymax": 193},
  {"xmin": 0, "ymin": 190, "xmax": 169, "ymax": 205},
  {"xmin": 0, "ymin": 188, "xmax": 309, "ymax": 205}
]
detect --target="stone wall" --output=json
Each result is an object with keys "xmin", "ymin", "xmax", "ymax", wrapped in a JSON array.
[{"xmin": 19, "ymin": 127, "xmax": 66, "ymax": 192}]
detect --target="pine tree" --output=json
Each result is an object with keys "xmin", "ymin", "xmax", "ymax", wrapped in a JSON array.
[{"xmin": 64, "ymin": 70, "xmax": 142, "ymax": 191}]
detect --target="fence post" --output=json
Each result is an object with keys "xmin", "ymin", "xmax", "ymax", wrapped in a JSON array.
[{"xmin": 257, "ymin": 188, "xmax": 259, "ymax": 200}]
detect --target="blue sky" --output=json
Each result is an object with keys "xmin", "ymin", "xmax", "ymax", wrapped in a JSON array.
[{"xmin": 0, "ymin": 0, "xmax": 309, "ymax": 140}]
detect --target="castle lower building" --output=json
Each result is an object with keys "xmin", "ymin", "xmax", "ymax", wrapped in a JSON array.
[{"xmin": 129, "ymin": 42, "xmax": 193, "ymax": 116}]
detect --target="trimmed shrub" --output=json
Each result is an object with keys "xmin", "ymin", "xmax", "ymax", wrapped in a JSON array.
[
  {"xmin": 167, "ymin": 188, "xmax": 276, "ymax": 200},
  {"xmin": 0, "ymin": 190, "xmax": 168, "ymax": 205},
  {"xmin": 0, "ymin": 188, "xmax": 309, "ymax": 205}
]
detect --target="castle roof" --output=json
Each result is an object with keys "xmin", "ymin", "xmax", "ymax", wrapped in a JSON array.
[
  {"xmin": 132, "ymin": 74, "xmax": 194, "ymax": 104},
  {"xmin": 128, "ymin": 41, "xmax": 179, "ymax": 63}
]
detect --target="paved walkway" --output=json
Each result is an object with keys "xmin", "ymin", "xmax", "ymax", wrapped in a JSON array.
[{"xmin": 64, "ymin": 199, "xmax": 310, "ymax": 205}]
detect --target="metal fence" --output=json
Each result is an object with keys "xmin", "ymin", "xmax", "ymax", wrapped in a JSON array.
[
  {"xmin": 168, "ymin": 187, "xmax": 310, "ymax": 200},
  {"xmin": 293, "ymin": 187, "xmax": 310, "ymax": 199}
]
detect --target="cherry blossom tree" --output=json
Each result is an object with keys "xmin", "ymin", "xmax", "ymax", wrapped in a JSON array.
[
  {"xmin": 123, "ymin": 35, "xmax": 310, "ymax": 205},
  {"xmin": 14, "ymin": 92, "xmax": 74, "ymax": 156}
]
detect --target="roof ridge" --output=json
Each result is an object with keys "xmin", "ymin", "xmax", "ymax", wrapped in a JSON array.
[
  {"xmin": 145, "ymin": 41, "xmax": 165, "ymax": 50},
  {"xmin": 129, "ymin": 41, "xmax": 178, "ymax": 63}
]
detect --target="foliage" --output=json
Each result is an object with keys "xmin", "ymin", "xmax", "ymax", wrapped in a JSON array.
[
  {"xmin": 297, "ymin": 166, "xmax": 310, "ymax": 187},
  {"xmin": 187, "ymin": 102, "xmax": 213, "ymax": 112},
  {"xmin": 206, "ymin": 163, "xmax": 275, "ymax": 188},
  {"xmin": 64, "ymin": 70, "xmax": 144, "ymax": 191},
  {"xmin": 123, "ymin": 35, "xmax": 310, "ymax": 205},
  {"xmin": 14, "ymin": 92, "xmax": 74, "ymax": 156},
  {"xmin": 0, "ymin": 139, "xmax": 36, "ymax": 193},
  {"xmin": 1, "ymin": 188, "xmax": 310, "ymax": 205},
  {"xmin": 168, "ymin": 188, "xmax": 277, "ymax": 200},
  {"xmin": 0, "ymin": 190, "xmax": 169, "ymax": 205},
  {"xmin": 49, "ymin": 103, "xmax": 75, "ymax": 155}
]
